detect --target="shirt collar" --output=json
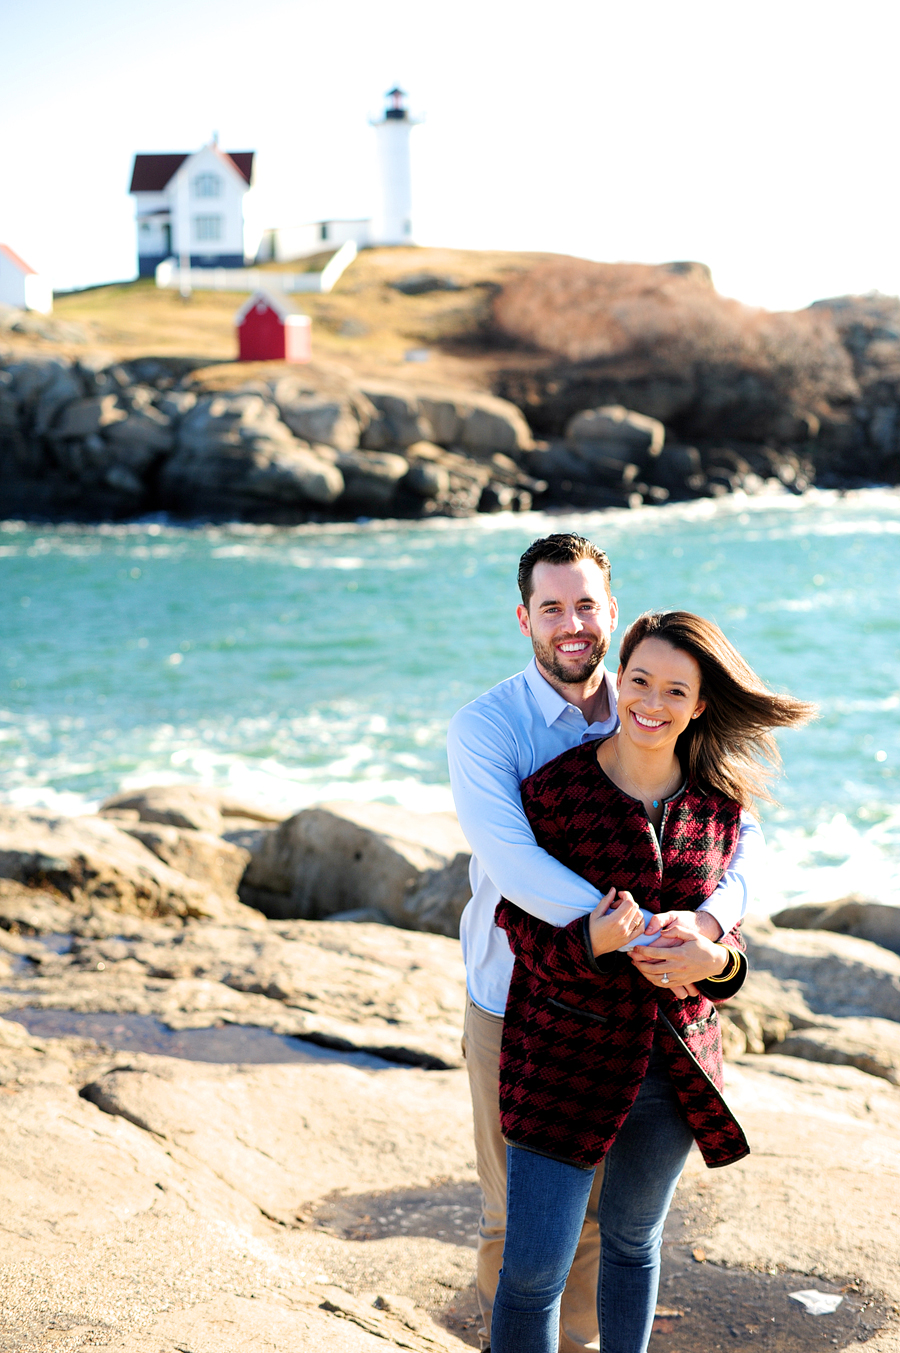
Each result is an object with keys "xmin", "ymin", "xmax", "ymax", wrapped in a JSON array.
[{"xmin": 523, "ymin": 656, "xmax": 618, "ymax": 733}]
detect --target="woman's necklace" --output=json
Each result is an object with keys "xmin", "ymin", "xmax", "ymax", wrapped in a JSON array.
[{"xmin": 611, "ymin": 734, "xmax": 680, "ymax": 809}]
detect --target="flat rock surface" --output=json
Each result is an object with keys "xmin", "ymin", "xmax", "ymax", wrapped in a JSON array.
[
  {"xmin": 0, "ymin": 911, "xmax": 469, "ymax": 1068},
  {"xmin": 2, "ymin": 895, "xmax": 900, "ymax": 1349},
  {"xmin": 1, "ymin": 1023, "xmax": 898, "ymax": 1352}
]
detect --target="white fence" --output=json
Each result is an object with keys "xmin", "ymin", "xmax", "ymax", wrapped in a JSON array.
[{"xmin": 155, "ymin": 240, "xmax": 358, "ymax": 295}]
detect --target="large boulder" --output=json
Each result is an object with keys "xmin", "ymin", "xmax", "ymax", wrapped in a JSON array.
[
  {"xmin": 776, "ymin": 1017, "xmax": 900, "ymax": 1085},
  {"xmin": 565, "ymin": 404, "xmax": 665, "ymax": 463},
  {"xmin": 330, "ymin": 449, "xmax": 411, "ymax": 511},
  {"xmin": 240, "ymin": 801, "xmax": 471, "ymax": 935},
  {"xmin": 100, "ymin": 785, "xmax": 226, "ymax": 835},
  {"xmin": 359, "ymin": 386, "xmax": 434, "ymax": 449},
  {"xmin": 772, "ymin": 896, "xmax": 900, "ymax": 956},
  {"xmin": 120, "ymin": 824, "xmax": 251, "ymax": 900},
  {"xmin": 0, "ymin": 806, "xmax": 252, "ymax": 924},
  {"xmin": 161, "ymin": 393, "xmax": 344, "ymax": 514},
  {"xmin": 272, "ymin": 376, "xmax": 374, "ymax": 452},
  {"xmin": 742, "ymin": 920, "xmax": 900, "ymax": 1022},
  {"xmin": 360, "ymin": 383, "xmax": 534, "ymax": 456}
]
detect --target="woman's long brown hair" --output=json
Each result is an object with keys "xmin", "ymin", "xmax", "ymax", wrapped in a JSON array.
[{"xmin": 617, "ymin": 611, "xmax": 817, "ymax": 810}]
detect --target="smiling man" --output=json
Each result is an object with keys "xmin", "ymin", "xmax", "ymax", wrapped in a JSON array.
[{"xmin": 447, "ymin": 532, "xmax": 762, "ymax": 1353}]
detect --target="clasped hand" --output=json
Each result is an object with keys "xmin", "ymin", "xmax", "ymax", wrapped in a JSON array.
[{"xmin": 588, "ymin": 891, "xmax": 727, "ymax": 999}]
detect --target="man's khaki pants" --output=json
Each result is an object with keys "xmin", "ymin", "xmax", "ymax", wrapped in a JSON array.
[{"xmin": 462, "ymin": 996, "xmax": 603, "ymax": 1352}]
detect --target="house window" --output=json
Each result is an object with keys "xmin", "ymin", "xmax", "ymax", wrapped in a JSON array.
[
  {"xmin": 320, "ymin": 222, "xmax": 329, "ymax": 241},
  {"xmin": 193, "ymin": 173, "xmax": 221, "ymax": 198},
  {"xmin": 194, "ymin": 215, "xmax": 223, "ymax": 242}
]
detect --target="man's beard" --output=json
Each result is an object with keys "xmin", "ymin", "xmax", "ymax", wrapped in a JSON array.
[{"xmin": 531, "ymin": 633, "xmax": 609, "ymax": 685}]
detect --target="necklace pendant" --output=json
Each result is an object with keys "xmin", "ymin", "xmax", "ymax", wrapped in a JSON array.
[{"xmin": 652, "ymin": 799, "xmax": 659, "ymax": 808}]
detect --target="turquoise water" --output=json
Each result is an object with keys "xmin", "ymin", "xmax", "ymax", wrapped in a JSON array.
[{"xmin": 2, "ymin": 489, "xmax": 899, "ymax": 911}]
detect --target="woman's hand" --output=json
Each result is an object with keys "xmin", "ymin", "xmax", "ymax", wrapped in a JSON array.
[
  {"xmin": 643, "ymin": 910, "xmax": 723, "ymax": 942},
  {"xmin": 589, "ymin": 888, "xmax": 645, "ymax": 957},
  {"xmin": 629, "ymin": 916, "xmax": 730, "ymax": 996}
]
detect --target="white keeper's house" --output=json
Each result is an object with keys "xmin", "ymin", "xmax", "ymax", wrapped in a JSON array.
[{"xmin": 129, "ymin": 140, "xmax": 255, "ymax": 278}]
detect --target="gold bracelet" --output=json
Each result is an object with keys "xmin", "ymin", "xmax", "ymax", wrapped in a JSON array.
[{"xmin": 703, "ymin": 946, "xmax": 742, "ymax": 983}]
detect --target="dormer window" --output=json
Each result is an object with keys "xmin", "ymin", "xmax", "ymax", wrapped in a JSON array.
[{"xmin": 193, "ymin": 173, "xmax": 221, "ymax": 198}]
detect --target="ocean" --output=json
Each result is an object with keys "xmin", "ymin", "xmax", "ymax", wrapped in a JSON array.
[{"xmin": 2, "ymin": 488, "xmax": 899, "ymax": 915}]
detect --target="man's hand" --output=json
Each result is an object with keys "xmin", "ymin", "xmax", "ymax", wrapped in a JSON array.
[
  {"xmin": 589, "ymin": 889, "xmax": 645, "ymax": 957},
  {"xmin": 629, "ymin": 915, "xmax": 729, "ymax": 997},
  {"xmin": 643, "ymin": 909, "xmax": 723, "ymax": 942}
]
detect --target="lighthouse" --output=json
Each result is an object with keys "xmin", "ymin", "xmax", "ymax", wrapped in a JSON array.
[{"xmin": 371, "ymin": 87, "xmax": 419, "ymax": 246}]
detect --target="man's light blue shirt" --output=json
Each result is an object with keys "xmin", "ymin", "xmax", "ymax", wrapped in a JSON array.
[{"xmin": 447, "ymin": 657, "xmax": 763, "ymax": 1015}]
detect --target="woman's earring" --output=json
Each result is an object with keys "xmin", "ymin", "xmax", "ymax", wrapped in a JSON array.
[{"xmin": 691, "ymin": 712, "xmax": 700, "ymax": 719}]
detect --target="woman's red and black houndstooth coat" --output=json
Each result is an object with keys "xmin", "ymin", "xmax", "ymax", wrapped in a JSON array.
[{"xmin": 495, "ymin": 739, "xmax": 751, "ymax": 1171}]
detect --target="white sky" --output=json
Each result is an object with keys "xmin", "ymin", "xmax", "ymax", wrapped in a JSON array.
[{"xmin": 2, "ymin": 0, "xmax": 898, "ymax": 310}]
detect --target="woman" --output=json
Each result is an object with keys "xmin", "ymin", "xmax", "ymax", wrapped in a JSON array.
[{"xmin": 490, "ymin": 610, "xmax": 814, "ymax": 1353}]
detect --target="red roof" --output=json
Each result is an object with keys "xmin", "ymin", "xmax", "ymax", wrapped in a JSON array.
[
  {"xmin": 129, "ymin": 150, "xmax": 254, "ymax": 192},
  {"xmin": 0, "ymin": 243, "xmax": 36, "ymax": 275},
  {"xmin": 234, "ymin": 289, "xmax": 302, "ymax": 324}
]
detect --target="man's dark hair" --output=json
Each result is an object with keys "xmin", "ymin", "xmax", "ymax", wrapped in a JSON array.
[{"xmin": 517, "ymin": 534, "xmax": 611, "ymax": 607}]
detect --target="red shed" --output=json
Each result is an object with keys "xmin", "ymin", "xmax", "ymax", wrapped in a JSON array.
[{"xmin": 235, "ymin": 290, "xmax": 311, "ymax": 362}]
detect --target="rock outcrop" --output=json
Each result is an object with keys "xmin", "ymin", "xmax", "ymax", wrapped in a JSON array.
[
  {"xmin": 492, "ymin": 258, "xmax": 860, "ymax": 447},
  {"xmin": 241, "ymin": 800, "xmax": 472, "ymax": 936},
  {"xmin": 0, "ymin": 805, "xmax": 257, "ymax": 925},
  {"xmin": 1, "ymin": 891, "xmax": 899, "ymax": 1349},
  {"xmin": 0, "ymin": 357, "xmax": 544, "ymax": 522},
  {"xmin": 772, "ymin": 895, "xmax": 900, "ymax": 956}
]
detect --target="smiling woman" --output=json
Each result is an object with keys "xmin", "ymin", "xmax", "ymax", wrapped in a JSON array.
[{"xmin": 490, "ymin": 613, "xmax": 816, "ymax": 1353}]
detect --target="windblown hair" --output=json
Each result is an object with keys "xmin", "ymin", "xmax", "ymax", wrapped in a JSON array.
[
  {"xmin": 618, "ymin": 610, "xmax": 817, "ymax": 809},
  {"xmin": 517, "ymin": 533, "xmax": 611, "ymax": 607}
]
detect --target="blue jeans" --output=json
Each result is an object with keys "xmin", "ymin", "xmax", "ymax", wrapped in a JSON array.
[{"xmin": 491, "ymin": 1046, "xmax": 695, "ymax": 1353}]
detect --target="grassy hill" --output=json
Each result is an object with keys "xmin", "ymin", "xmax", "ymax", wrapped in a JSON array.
[{"xmin": 40, "ymin": 247, "xmax": 557, "ymax": 391}]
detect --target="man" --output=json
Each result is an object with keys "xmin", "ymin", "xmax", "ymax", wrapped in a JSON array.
[{"xmin": 447, "ymin": 533, "xmax": 762, "ymax": 1353}]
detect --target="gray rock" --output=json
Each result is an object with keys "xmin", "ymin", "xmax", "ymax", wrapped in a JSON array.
[
  {"xmin": 744, "ymin": 921, "xmax": 900, "ymax": 1022},
  {"xmin": 458, "ymin": 395, "xmax": 534, "ymax": 454},
  {"xmin": 161, "ymin": 392, "xmax": 344, "ymax": 512},
  {"xmin": 360, "ymin": 386, "xmax": 433, "ymax": 449},
  {"xmin": 121, "ymin": 823, "xmax": 251, "ymax": 899},
  {"xmin": 104, "ymin": 407, "xmax": 174, "ymax": 458},
  {"xmin": 0, "ymin": 805, "xmax": 234, "ymax": 922},
  {"xmin": 157, "ymin": 390, "xmax": 198, "ymax": 420},
  {"xmin": 565, "ymin": 404, "xmax": 666, "ymax": 461},
  {"xmin": 243, "ymin": 442, "xmax": 344, "ymax": 504},
  {"xmin": 52, "ymin": 393, "xmax": 127, "ymax": 440},
  {"xmin": 32, "ymin": 364, "xmax": 84, "ymax": 437},
  {"xmin": 241, "ymin": 801, "xmax": 470, "ymax": 934},
  {"xmin": 0, "ymin": 1044, "xmax": 469, "ymax": 1350},
  {"xmin": 0, "ymin": 876, "xmax": 78, "ymax": 935},
  {"xmin": 404, "ymin": 459, "xmax": 450, "ymax": 499},
  {"xmin": 777, "ymin": 1017, "xmax": 900, "ymax": 1085},
  {"xmin": 100, "ymin": 785, "xmax": 225, "ymax": 835},
  {"xmin": 772, "ymin": 896, "xmax": 900, "ymax": 956},
  {"xmin": 334, "ymin": 449, "xmax": 410, "ymax": 510},
  {"xmin": 274, "ymin": 388, "xmax": 366, "ymax": 452},
  {"xmin": 416, "ymin": 397, "xmax": 462, "ymax": 445},
  {"xmin": 104, "ymin": 464, "xmax": 145, "ymax": 495}
]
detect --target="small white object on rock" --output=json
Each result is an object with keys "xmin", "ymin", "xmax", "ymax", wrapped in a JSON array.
[{"xmin": 788, "ymin": 1290, "xmax": 843, "ymax": 1315}]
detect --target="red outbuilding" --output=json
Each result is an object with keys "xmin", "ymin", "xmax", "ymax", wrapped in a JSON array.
[{"xmin": 234, "ymin": 290, "xmax": 311, "ymax": 362}]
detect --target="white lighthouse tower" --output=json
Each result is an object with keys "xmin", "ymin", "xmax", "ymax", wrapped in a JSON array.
[{"xmin": 371, "ymin": 87, "xmax": 419, "ymax": 246}]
